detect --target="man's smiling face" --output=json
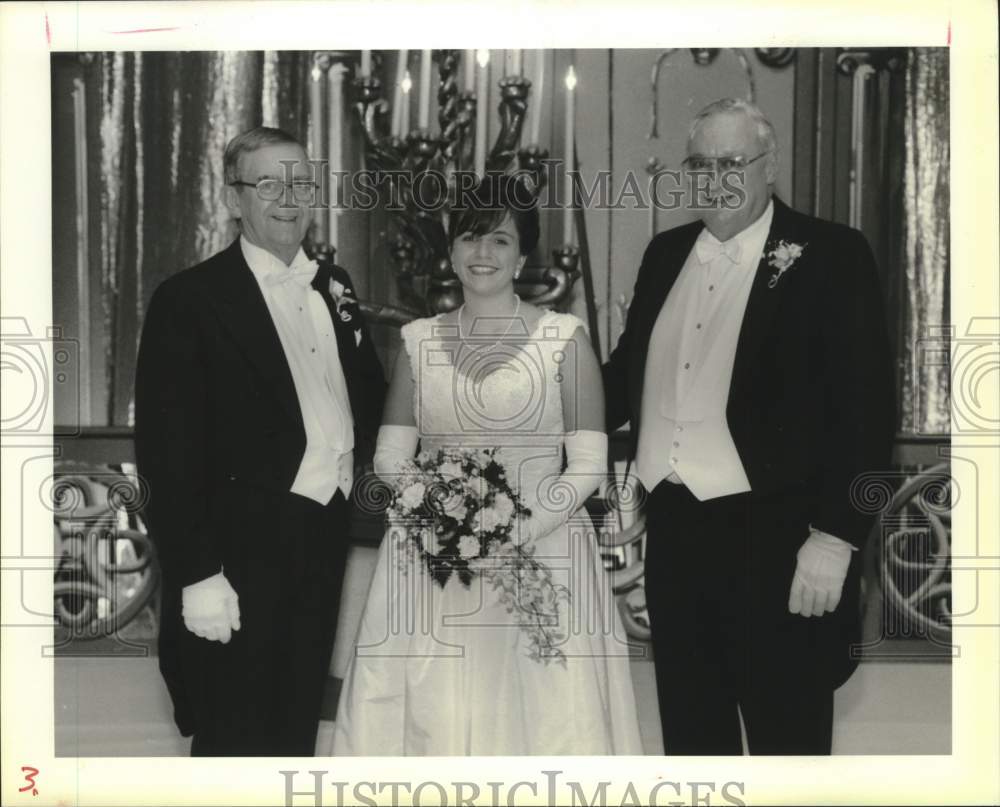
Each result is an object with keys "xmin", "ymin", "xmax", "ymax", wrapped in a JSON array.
[
  {"xmin": 225, "ymin": 142, "xmax": 312, "ymax": 265},
  {"xmin": 687, "ymin": 110, "xmax": 776, "ymax": 241}
]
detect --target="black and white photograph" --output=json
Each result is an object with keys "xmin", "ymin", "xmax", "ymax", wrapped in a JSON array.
[{"xmin": 2, "ymin": 1, "xmax": 997, "ymax": 805}]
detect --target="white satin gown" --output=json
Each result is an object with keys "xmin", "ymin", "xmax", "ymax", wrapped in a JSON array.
[{"xmin": 331, "ymin": 311, "xmax": 644, "ymax": 755}]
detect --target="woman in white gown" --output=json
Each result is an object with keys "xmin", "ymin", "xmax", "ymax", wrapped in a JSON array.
[{"xmin": 333, "ymin": 176, "xmax": 643, "ymax": 755}]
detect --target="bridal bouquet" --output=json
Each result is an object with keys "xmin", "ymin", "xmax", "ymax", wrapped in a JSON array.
[{"xmin": 386, "ymin": 447, "xmax": 571, "ymax": 664}]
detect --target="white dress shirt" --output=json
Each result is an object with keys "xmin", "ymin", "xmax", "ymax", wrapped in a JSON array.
[
  {"xmin": 636, "ymin": 201, "xmax": 774, "ymax": 500},
  {"xmin": 242, "ymin": 237, "xmax": 354, "ymax": 504}
]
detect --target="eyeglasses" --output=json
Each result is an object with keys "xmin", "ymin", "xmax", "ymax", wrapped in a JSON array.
[
  {"xmin": 230, "ymin": 178, "xmax": 319, "ymax": 202},
  {"xmin": 681, "ymin": 151, "xmax": 770, "ymax": 173}
]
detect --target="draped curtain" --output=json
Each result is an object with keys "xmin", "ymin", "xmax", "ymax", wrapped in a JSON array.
[
  {"xmin": 898, "ymin": 49, "xmax": 950, "ymax": 434},
  {"xmin": 792, "ymin": 47, "xmax": 950, "ymax": 436},
  {"xmin": 90, "ymin": 51, "xmax": 310, "ymax": 425}
]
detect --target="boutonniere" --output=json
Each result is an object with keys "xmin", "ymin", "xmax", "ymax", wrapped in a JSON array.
[
  {"xmin": 328, "ymin": 279, "xmax": 358, "ymax": 323},
  {"xmin": 766, "ymin": 240, "xmax": 807, "ymax": 288}
]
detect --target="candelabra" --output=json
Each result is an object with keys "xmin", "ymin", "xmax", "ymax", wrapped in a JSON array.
[{"xmin": 350, "ymin": 50, "xmax": 579, "ymax": 315}]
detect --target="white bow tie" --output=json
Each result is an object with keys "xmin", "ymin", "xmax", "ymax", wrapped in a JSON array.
[
  {"xmin": 695, "ymin": 236, "xmax": 742, "ymax": 264},
  {"xmin": 265, "ymin": 258, "xmax": 318, "ymax": 288}
]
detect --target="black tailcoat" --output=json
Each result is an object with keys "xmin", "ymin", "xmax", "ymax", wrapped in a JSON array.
[{"xmin": 135, "ymin": 239, "xmax": 385, "ymax": 752}]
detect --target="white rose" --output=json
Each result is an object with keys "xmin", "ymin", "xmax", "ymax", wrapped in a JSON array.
[
  {"xmin": 458, "ymin": 534, "xmax": 481, "ymax": 559},
  {"xmin": 492, "ymin": 493, "xmax": 515, "ymax": 524},
  {"xmin": 400, "ymin": 482, "xmax": 426, "ymax": 510},
  {"xmin": 476, "ymin": 507, "xmax": 502, "ymax": 534},
  {"xmin": 438, "ymin": 461, "xmax": 464, "ymax": 480}
]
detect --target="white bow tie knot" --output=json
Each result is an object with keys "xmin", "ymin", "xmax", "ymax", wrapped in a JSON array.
[
  {"xmin": 265, "ymin": 259, "xmax": 318, "ymax": 289},
  {"xmin": 695, "ymin": 237, "xmax": 742, "ymax": 264}
]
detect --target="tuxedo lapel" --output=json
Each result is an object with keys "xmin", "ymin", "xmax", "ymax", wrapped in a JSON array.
[
  {"xmin": 310, "ymin": 264, "xmax": 358, "ymax": 380},
  {"xmin": 728, "ymin": 197, "xmax": 802, "ymax": 408},
  {"xmin": 205, "ymin": 240, "xmax": 302, "ymax": 425}
]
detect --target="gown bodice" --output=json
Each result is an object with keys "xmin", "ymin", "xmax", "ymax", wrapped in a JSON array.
[{"xmin": 401, "ymin": 309, "xmax": 586, "ymax": 511}]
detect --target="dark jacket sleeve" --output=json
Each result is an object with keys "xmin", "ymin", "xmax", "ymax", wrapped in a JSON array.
[
  {"xmin": 812, "ymin": 228, "xmax": 896, "ymax": 548},
  {"xmin": 602, "ymin": 234, "xmax": 661, "ymax": 433},
  {"xmin": 134, "ymin": 277, "xmax": 222, "ymax": 587}
]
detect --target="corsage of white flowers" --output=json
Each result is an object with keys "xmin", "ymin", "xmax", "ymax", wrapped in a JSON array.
[
  {"xmin": 766, "ymin": 240, "xmax": 807, "ymax": 288},
  {"xmin": 328, "ymin": 279, "xmax": 358, "ymax": 323}
]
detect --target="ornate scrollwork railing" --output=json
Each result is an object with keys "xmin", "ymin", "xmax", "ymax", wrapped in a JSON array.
[
  {"xmin": 586, "ymin": 479, "xmax": 650, "ymax": 642},
  {"xmin": 876, "ymin": 462, "xmax": 952, "ymax": 643},
  {"xmin": 51, "ymin": 462, "xmax": 159, "ymax": 641}
]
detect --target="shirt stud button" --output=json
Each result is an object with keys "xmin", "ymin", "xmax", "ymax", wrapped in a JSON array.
[
  {"xmin": 709, "ymin": 285, "xmax": 715, "ymax": 291},
  {"xmin": 696, "ymin": 323, "xmax": 702, "ymax": 329},
  {"xmin": 673, "ymin": 441, "xmax": 679, "ymax": 447},
  {"xmin": 684, "ymin": 362, "xmax": 690, "ymax": 369}
]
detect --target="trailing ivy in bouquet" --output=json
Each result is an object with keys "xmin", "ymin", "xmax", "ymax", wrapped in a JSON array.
[{"xmin": 385, "ymin": 446, "xmax": 572, "ymax": 664}]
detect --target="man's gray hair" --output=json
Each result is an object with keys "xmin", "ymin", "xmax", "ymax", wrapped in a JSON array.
[
  {"xmin": 688, "ymin": 98, "xmax": 777, "ymax": 158},
  {"xmin": 223, "ymin": 126, "xmax": 303, "ymax": 185}
]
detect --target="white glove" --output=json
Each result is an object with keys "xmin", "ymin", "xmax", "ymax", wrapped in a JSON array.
[
  {"xmin": 181, "ymin": 571, "xmax": 241, "ymax": 643},
  {"xmin": 515, "ymin": 430, "xmax": 607, "ymax": 545},
  {"xmin": 374, "ymin": 424, "xmax": 419, "ymax": 483},
  {"xmin": 788, "ymin": 529, "xmax": 855, "ymax": 617}
]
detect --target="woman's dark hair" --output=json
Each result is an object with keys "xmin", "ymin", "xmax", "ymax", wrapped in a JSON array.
[{"xmin": 448, "ymin": 173, "xmax": 540, "ymax": 256}]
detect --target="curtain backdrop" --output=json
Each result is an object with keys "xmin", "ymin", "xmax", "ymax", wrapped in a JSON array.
[
  {"xmin": 898, "ymin": 48, "xmax": 950, "ymax": 435},
  {"xmin": 92, "ymin": 51, "xmax": 310, "ymax": 425},
  {"xmin": 792, "ymin": 47, "xmax": 950, "ymax": 436}
]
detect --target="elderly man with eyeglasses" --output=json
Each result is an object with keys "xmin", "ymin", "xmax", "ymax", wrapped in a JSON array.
[
  {"xmin": 135, "ymin": 126, "xmax": 385, "ymax": 756},
  {"xmin": 604, "ymin": 99, "xmax": 895, "ymax": 754}
]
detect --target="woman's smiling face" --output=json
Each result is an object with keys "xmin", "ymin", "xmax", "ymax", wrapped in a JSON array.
[{"xmin": 450, "ymin": 214, "xmax": 526, "ymax": 299}]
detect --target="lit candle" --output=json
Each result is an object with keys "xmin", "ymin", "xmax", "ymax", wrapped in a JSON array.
[
  {"xmin": 327, "ymin": 63, "xmax": 347, "ymax": 251},
  {"xmin": 474, "ymin": 49, "xmax": 490, "ymax": 177},
  {"xmin": 528, "ymin": 49, "xmax": 545, "ymax": 145},
  {"xmin": 417, "ymin": 50, "xmax": 432, "ymax": 130},
  {"xmin": 391, "ymin": 49, "xmax": 409, "ymax": 137},
  {"xmin": 464, "ymin": 49, "xmax": 476, "ymax": 92},
  {"xmin": 400, "ymin": 70, "xmax": 412, "ymax": 137},
  {"xmin": 360, "ymin": 50, "xmax": 371, "ymax": 78},
  {"xmin": 509, "ymin": 49, "xmax": 522, "ymax": 76},
  {"xmin": 309, "ymin": 64, "xmax": 326, "ymax": 244},
  {"xmin": 563, "ymin": 65, "xmax": 576, "ymax": 245}
]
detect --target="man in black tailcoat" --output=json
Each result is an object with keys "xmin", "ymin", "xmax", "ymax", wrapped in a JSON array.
[
  {"xmin": 135, "ymin": 126, "xmax": 385, "ymax": 756},
  {"xmin": 603, "ymin": 99, "xmax": 895, "ymax": 754}
]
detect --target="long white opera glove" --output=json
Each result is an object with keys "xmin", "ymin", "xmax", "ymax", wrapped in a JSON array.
[
  {"xmin": 515, "ymin": 430, "xmax": 608, "ymax": 545},
  {"xmin": 373, "ymin": 424, "xmax": 419, "ymax": 483},
  {"xmin": 788, "ymin": 528, "xmax": 855, "ymax": 617},
  {"xmin": 182, "ymin": 571, "xmax": 241, "ymax": 643}
]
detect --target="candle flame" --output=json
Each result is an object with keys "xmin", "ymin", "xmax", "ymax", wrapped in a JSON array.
[
  {"xmin": 311, "ymin": 66, "xmax": 322, "ymax": 82},
  {"xmin": 476, "ymin": 49, "xmax": 490, "ymax": 68},
  {"xmin": 565, "ymin": 65, "xmax": 577, "ymax": 91},
  {"xmin": 402, "ymin": 70, "xmax": 413, "ymax": 93}
]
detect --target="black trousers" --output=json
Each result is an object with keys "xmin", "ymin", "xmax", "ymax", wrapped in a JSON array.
[
  {"xmin": 175, "ymin": 488, "xmax": 349, "ymax": 757},
  {"xmin": 644, "ymin": 480, "xmax": 836, "ymax": 755}
]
